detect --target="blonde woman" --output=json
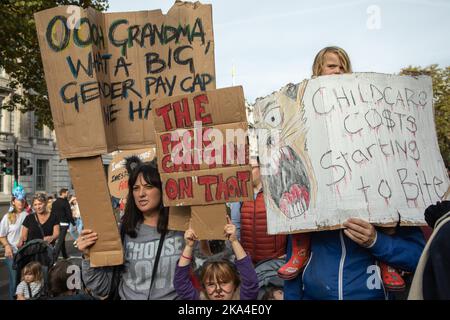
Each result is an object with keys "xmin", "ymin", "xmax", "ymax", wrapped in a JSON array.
[
  {"xmin": 19, "ymin": 193, "xmax": 59, "ymax": 246},
  {"xmin": 0, "ymin": 184, "xmax": 28, "ymax": 300}
]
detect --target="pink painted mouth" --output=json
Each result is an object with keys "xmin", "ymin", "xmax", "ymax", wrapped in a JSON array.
[
  {"xmin": 279, "ymin": 184, "xmax": 310, "ymax": 218},
  {"xmin": 266, "ymin": 145, "xmax": 311, "ymax": 220}
]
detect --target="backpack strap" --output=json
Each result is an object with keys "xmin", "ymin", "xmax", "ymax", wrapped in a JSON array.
[
  {"xmin": 106, "ymin": 226, "xmax": 167, "ymax": 300},
  {"xmin": 33, "ymin": 213, "xmax": 46, "ymax": 240},
  {"xmin": 26, "ymin": 283, "xmax": 33, "ymax": 299},
  {"xmin": 106, "ymin": 224, "xmax": 126, "ymax": 300},
  {"xmin": 147, "ymin": 230, "xmax": 166, "ymax": 300}
]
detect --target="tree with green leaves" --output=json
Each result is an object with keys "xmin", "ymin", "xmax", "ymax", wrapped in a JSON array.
[
  {"xmin": 0, "ymin": 0, "xmax": 109, "ymax": 130},
  {"xmin": 400, "ymin": 65, "xmax": 450, "ymax": 169}
]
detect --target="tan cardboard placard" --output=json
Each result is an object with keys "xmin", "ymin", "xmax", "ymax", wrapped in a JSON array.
[
  {"xmin": 34, "ymin": 3, "xmax": 215, "ymax": 159},
  {"xmin": 168, "ymin": 204, "xmax": 228, "ymax": 240},
  {"xmin": 35, "ymin": 7, "xmax": 111, "ymax": 158},
  {"xmin": 190, "ymin": 204, "xmax": 227, "ymax": 240},
  {"xmin": 155, "ymin": 122, "xmax": 249, "ymax": 173},
  {"xmin": 68, "ymin": 156, "xmax": 124, "ymax": 267},
  {"xmin": 108, "ymin": 147, "xmax": 156, "ymax": 198},
  {"xmin": 34, "ymin": 2, "xmax": 218, "ymax": 262},
  {"xmin": 161, "ymin": 166, "xmax": 253, "ymax": 206},
  {"xmin": 151, "ymin": 86, "xmax": 253, "ymax": 207},
  {"xmin": 152, "ymin": 86, "xmax": 246, "ymax": 133},
  {"xmin": 168, "ymin": 205, "xmax": 191, "ymax": 231}
]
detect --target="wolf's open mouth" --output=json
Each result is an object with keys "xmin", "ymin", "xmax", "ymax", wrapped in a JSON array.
[{"xmin": 267, "ymin": 146, "xmax": 311, "ymax": 219}]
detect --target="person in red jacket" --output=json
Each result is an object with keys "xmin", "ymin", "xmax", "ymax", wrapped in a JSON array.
[{"xmin": 237, "ymin": 159, "xmax": 287, "ymax": 264}]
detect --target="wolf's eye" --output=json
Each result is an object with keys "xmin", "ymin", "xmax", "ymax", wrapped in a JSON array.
[{"xmin": 264, "ymin": 108, "xmax": 282, "ymax": 128}]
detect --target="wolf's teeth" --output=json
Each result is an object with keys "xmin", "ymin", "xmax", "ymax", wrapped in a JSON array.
[
  {"xmin": 301, "ymin": 198, "xmax": 307, "ymax": 212},
  {"xmin": 293, "ymin": 204, "xmax": 299, "ymax": 217},
  {"xmin": 296, "ymin": 202, "xmax": 302, "ymax": 215},
  {"xmin": 289, "ymin": 205, "xmax": 295, "ymax": 218}
]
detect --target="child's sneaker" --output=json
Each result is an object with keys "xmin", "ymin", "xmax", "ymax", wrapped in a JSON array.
[
  {"xmin": 277, "ymin": 233, "xmax": 310, "ymax": 280},
  {"xmin": 380, "ymin": 262, "xmax": 405, "ymax": 291}
]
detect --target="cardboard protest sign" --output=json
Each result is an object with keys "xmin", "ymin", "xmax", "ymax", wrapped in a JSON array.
[
  {"xmin": 108, "ymin": 147, "xmax": 156, "ymax": 199},
  {"xmin": 34, "ymin": 2, "xmax": 217, "ymax": 264},
  {"xmin": 167, "ymin": 204, "xmax": 228, "ymax": 240},
  {"xmin": 254, "ymin": 73, "xmax": 450, "ymax": 234},
  {"xmin": 34, "ymin": 2, "xmax": 215, "ymax": 159},
  {"xmin": 152, "ymin": 86, "xmax": 253, "ymax": 206},
  {"xmin": 190, "ymin": 204, "xmax": 228, "ymax": 240},
  {"xmin": 69, "ymin": 156, "xmax": 124, "ymax": 267}
]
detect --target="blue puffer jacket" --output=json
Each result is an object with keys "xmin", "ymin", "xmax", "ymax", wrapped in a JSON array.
[{"xmin": 284, "ymin": 227, "xmax": 425, "ymax": 300}]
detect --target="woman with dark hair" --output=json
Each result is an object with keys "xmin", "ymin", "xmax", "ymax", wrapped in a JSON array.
[{"xmin": 78, "ymin": 157, "xmax": 184, "ymax": 300}]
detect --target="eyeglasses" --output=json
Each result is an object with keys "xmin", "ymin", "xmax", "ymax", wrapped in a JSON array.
[{"xmin": 205, "ymin": 281, "xmax": 233, "ymax": 294}]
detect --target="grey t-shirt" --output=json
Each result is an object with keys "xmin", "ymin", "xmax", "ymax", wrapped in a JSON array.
[
  {"xmin": 82, "ymin": 224, "xmax": 184, "ymax": 300},
  {"xmin": 120, "ymin": 224, "xmax": 183, "ymax": 300}
]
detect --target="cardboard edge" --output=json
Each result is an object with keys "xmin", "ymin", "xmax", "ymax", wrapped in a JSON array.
[
  {"xmin": 90, "ymin": 250, "xmax": 124, "ymax": 268},
  {"xmin": 268, "ymin": 221, "xmax": 417, "ymax": 235}
]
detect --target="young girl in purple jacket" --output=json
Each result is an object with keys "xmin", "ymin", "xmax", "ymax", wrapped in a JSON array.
[{"xmin": 174, "ymin": 217, "xmax": 259, "ymax": 300}]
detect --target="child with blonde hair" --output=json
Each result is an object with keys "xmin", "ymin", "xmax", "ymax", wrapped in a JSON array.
[
  {"xmin": 279, "ymin": 46, "xmax": 407, "ymax": 292},
  {"xmin": 16, "ymin": 261, "xmax": 43, "ymax": 300}
]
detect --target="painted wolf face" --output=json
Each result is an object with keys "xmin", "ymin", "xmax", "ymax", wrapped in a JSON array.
[{"xmin": 254, "ymin": 82, "xmax": 316, "ymax": 220}]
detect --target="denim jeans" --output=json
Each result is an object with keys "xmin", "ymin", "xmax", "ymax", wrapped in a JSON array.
[{"xmin": 3, "ymin": 256, "xmax": 17, "ymax": 300}]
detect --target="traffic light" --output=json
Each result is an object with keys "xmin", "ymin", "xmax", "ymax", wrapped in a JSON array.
[
  {"xmin": 20, "ymin": 157, "xmax": 33, "ymax": 176},
  {"xmin": 0, "ymin": 149, "xmax": 14, "ymax": 175}
]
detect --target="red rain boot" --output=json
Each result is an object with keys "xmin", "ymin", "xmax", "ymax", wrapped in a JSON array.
[
  {"xmin": 278, "ymin": 233, "xmax": 310, "ymax": 280},
  {"xmin": 379, "ymin": 262, "xmax": 405, "ymax": 291}
]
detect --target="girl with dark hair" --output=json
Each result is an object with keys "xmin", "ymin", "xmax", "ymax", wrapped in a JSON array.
[{"xmin": 78, "ymin": 157, "xmax": 184, "ymax": 300}]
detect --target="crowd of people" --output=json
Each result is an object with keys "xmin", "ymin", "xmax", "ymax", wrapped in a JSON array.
[
  {"xmin": 0, "ymin": 185, "xmax": 84, "ymax": 300},
  {"xmin": 0, "ymin": 46, "xmax": 449, "ymax": 301}
]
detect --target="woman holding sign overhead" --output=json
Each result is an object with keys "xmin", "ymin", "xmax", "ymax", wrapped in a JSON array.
[
  {"xmin": 78, "ymin": 157, "xmax": 184, "ymax": 300},
  {"xmin": 283, "ymin": 46, "xmax": 426, "ymax": 300}
]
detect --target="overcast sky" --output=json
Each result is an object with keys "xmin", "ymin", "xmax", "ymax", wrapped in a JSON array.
[{"xmin": 107, "ymin": 0, "xmax": 450, "ymax": 102}]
